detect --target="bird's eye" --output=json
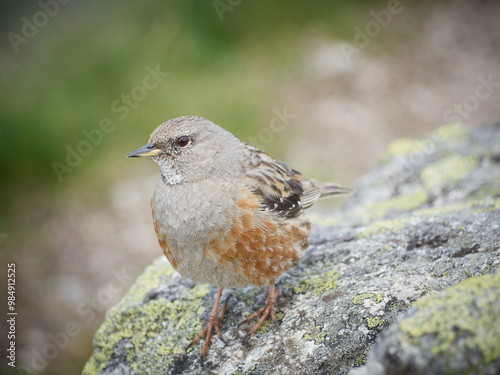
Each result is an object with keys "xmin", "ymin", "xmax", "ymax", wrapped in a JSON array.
[{"xmin": 177, "ymin": 136, "xmax": 190, "ymax": 147}]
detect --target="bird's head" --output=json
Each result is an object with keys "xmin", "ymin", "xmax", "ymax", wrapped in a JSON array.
[{"xmin": 127, "ymin": 116, "xmax": 243, "ymax": 184}]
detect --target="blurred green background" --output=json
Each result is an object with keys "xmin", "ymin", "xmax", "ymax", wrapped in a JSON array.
[
  {"xmin": 0, "ymin": 0, "xmax": 365, "ymax": 220},
  {"xmin": 1, "ymin": 0, "xmax": 500, "ymax": 374}
]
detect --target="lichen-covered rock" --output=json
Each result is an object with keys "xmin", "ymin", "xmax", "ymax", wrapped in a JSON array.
[
  {"xmin": 350, "ymin": 272, "xmax": 500, "ymax": 375},
  {"xmin": 83, "ymin": 123, "xmax": 500, "ymax": 375}
]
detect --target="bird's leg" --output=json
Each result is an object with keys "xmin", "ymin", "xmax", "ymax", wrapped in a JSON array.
[
  {"xmin": 241, "ymin": 283, "xmax": 278, "ymax": 342},
  {"xmin": 187, "ymin": 287, "xmax": 228, "ymax": 363}
]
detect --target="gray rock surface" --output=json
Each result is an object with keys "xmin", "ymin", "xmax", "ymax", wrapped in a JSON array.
[
  {"xmin": 83, "ymin": 123, "xmax": 500, "ymax": 375},
  {"xmin": 350, "ymin": 272, "xmax": 500, "ymax": 375}
]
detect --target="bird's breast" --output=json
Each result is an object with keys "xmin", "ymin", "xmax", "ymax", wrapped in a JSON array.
[
  {"xmin": 150, "ymin": 177, "xmax": 240, "ymax": 280},
  {"xmin": 151, "ymin": 179, "xmax": 312, "ymax": 288}
]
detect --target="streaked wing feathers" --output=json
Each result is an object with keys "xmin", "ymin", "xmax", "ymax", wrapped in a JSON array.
[{"xmin": 241, "ymin": 145, "xmax": 320, "ymax": 218}]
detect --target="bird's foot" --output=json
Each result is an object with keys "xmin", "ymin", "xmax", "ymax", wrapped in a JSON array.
[
  {"xmin": 186, "ymin": 288, "xmax": 229, "ymax": 364},
  {"xmin": 241, "ymin": 284, "xmax": 279, "ymax": 343}
]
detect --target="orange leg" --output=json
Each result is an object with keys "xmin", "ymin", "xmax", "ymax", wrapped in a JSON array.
[
  {"xmin": 241, "ymin": 283, "xmax": 279, "ymax": 342},
  {"xmin": 187, "ymin": 287, "xmax": 228, "ymax": 363}
]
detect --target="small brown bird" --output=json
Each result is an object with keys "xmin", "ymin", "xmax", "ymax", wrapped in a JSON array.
[{"xmin": 128, "ymin": 116, "xmax": 349, "ymax": 362}]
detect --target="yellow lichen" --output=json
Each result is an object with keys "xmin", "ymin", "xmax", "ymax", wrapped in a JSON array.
[
  {"xmin": 294, "ymin": 270, "xmax": 339, "ymax": 295},
  {"xmin": 354, "ymin": 354, "xmax": 367, "ymax": 367},
  {"xmin": 352, "ymin": 293, "xmax": 375, "ymax": 305},
  {"xmin": 432, "ymin": 123, "xmax": 468, "ymax": 141},
  {"xmin": 82, "ymin": 258, "xmax": 211, "ymax": 375},
  {"xmin": 382, "ymin": 138, "xmax": 427, "ymax": 162},
  {"xmin": 302, "ymin": 325, "xmax": 327, "ymax": 344},
  {"xmin": 420, "ymin": 155, "xmax": 478, "ymax": 190},
  {"xmin": 256, "ymin": 311, "xmax": 285, "ymax": 334},
  {"xmin": 366, "ymin": 316, "xmax": 385, "ymax": 329},
  {"xmin": 359, "ymin": 217, "xmax": 409, "ymax": 237},
  {"xmin": 359, "ymin": 190, "xmax": 429, "ymax": 219},
  {"xmin": 399, "ymin": 272, "xmax": 500, "ymax": 363}
]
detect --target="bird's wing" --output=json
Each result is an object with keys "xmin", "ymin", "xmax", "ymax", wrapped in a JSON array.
[{"xmin": 240, "ymin": 144, "xmax": 321, "ymax": 219}]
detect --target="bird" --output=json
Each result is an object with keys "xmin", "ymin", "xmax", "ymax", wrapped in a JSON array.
[{"xmin": 127, "ymin": 116, "xmax": 350, "ymax": 362}]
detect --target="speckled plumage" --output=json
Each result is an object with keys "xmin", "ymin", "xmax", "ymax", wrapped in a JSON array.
[{"xmin": 128, "ymin": 116, "xmax": 349, "ymax": 361}]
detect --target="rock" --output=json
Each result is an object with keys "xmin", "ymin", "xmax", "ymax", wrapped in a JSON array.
[
  {"xmin": 83, "ymin": 123, "xmax": 500, "ymax": 375},
  {"xmin": 350, "ymin": 272, "xmax": 500, "ymax": 375}
]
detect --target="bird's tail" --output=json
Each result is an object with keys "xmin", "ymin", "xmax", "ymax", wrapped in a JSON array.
[{"xmin": 317, "ymin": 182, "xmax": 352, "ymax": 199}]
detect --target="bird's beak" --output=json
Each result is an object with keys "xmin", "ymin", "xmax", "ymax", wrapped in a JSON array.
[{"xmin": 127, "ymin": 142, "xmax": 164, "ymax": 158}]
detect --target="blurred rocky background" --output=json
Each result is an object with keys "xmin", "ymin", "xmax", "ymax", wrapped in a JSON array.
[{"xmin": 1, "ymin": 0, "xmax": 499, "ymax": 374}]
